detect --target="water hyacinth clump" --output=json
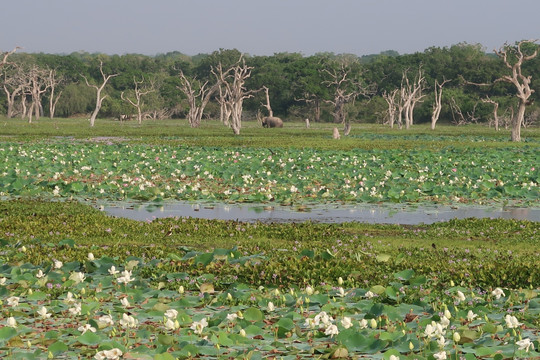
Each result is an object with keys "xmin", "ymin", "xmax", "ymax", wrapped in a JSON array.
[{"xmin": 0, "ymin": 250, "xmax": 538, "ymax": 359}]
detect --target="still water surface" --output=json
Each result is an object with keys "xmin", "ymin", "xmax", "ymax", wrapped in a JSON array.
[{"xmin": 98, "ymin": 201, "xmax": 540, "ymax": 225}]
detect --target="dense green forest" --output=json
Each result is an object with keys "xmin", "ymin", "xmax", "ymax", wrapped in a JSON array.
[{"xmin": 1, "ymin": 42, "xmax": 539, "ymax": 127}]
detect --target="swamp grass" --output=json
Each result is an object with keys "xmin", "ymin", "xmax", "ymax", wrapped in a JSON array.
[
  {"xmin": 1, "ymin": 199, "xmax": 538, "ymax": 292},
  {"xmin": 1, "ymin": 116, "xmax": 539, "ymax": 151}
]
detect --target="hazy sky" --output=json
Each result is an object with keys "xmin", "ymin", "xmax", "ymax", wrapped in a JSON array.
[{"xmin": 2, "ymin": 0, "xmax": 538, "ymax": 56}]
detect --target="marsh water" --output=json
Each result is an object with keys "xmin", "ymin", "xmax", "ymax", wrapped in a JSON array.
[{"xmin": 97, "ymin": 201, "xmax": 540, "ymax": 225}]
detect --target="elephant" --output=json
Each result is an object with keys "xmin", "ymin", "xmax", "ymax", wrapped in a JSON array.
[{"xmin": 262, "ymin": 116, "xmax": 283, "ymax": 128}]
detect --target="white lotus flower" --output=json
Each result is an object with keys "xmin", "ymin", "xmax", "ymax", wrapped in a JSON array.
[
  {"xmin": 164, "ymin": 318, "xmax": 176, "ymax": 330},
  {"xmin": 36, "ymin": 269, "xmax": 45, "ymax": 279},
  {"xmin": 439, "ymin": 315, "xmax": 450, "ymax": 329},
  {"xmin": 437, "ymin": 336, "xmax": 449, "ymax": 349},
  {"xmin": 365, "ymin": 290, "xmax": 375, "ymax": 299},
  {"xmin": 64, "ymin": 291, "xmax": 76, "ymax": 304},
  {"xmin": 226, "ymin": 313, "xmax": 238, "ymax": 322},
  {"xmin": 337, "ymin": 287, "xmax": 345, "ymax": 297},
  {"xmin": 305, "ymin": 285, "xmax": 314, "ymax": 296},
  {"xmin": 0, "ymin": 277, "xmax": 6, "ymax": 285},
  {"xmin": 341, "ymin": 316, "xmax": 353, "ymax": 329},
  {"xmin": 108, "ymin": 266, "xmax": 119, "ymax": 275},
  {"xmin": 53, "ymin": 260, "xmax": 63, "ymax": 269},
  {"xmin": 37, "ymin": 306, "xmax": 51, "ymax": 319},
  {"xmin": 7, "ymin": 316, "xmax": 17, "ymax": 328},
  {"xmin": 456, "ymin": 290, "xmax": 466, "ymax": 303},
  {"xmin": 433, "ymin": 351, "xmax": 447, "ymax": 360},
  {"xmin": 504, "ymin": 314, "xmax": 522, "ymax": 329},
  {"xmin": 69, "ymin": 271, "xmax": 86, "ymax": 284},
  {"xmin": 267, "ymin": 301, "xmax": 275, "ymax": 312},
  {"xmin": 466, "ymin": 310, "xmax": 478, "ymax": 322},
  {"xmin": 120, "ymin": 297, "xmax": 130, "ymax": 308},
  {"xmin": 94, "ymin": 348, "xmax": 123, "ymax": 360},
  {"xmin": 98, "ymin": 314, "xmax": 114, "ymax": 327},
  {"xmin": 7, "ymin": 296, "xmax": 20, "ymax": 307},
  {"xmin": 164, "ymin": 309, "xmax": 178, "ymax": 319},
  {"xmin": 389, "ymin": 356, "xmax": 400, "ymax": 360},
  {"xmin": 69, "ymin": 302, "xmax": 82, "ymax": 316},
  {"xmin": 516, "ymin": 338, "xmax": 535, "ymax": 352},
  {"xmin": 190, "ymin": 318, "xmax": 208, "ymax": 335},
  {"xmin": 117, "ymin": 270, "xmax": 134, "ymax": 284},
  {"xmin": 425, "ymin": 321, "xmax": 445, "ymax": 339},
  {"xmin": 314, "ymin": 311, "xmax": 332, "ymax": 326},
  {"xmin": 324, "ymin": 324, "xmax": 339, "ymax": 337},
  {"xmin": 491, "ymin": 287, "xmax": 505, "ymax": 299},
  {"xmin": 78, "ymin": 323, "xmax": 96, "ymax": 334},
  {"xmin": 87, "ymin": 253, "xmax": 95, "ymax": 261},
  {"xmin": 358, "ymin": 319, "xmax": 368, "ymax": 329},
  {"xmin": 120, "ymin": 313, "xmax": 138, "ymax": 328}
]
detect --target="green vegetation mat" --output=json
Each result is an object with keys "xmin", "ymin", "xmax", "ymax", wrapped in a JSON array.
[
  {"xmin": 0, "ymin": 122, "xmax": 538, "ymax": 358},
  {"xmin": 0, "ymin": 200, "xmax": 538, "ymax": 358}
]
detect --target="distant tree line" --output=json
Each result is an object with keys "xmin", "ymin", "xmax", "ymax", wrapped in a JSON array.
[{"xmin": 1, "ymin": 42, "xmax": 538, "ymax": 136}]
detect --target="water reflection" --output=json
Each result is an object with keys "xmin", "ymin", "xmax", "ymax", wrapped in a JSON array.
[{"xmin": 97, "ymin": 201, "xmax": 540, "ymax": 225}]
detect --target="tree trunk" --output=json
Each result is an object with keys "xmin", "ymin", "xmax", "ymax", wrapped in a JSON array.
[{"xmin": 512, "ymin": 100, "xmax": 527, "ymax": 142}]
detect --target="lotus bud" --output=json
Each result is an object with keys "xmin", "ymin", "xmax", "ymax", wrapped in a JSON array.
[
  {"xmin": 453, "ymin": 332, "xmax": 460, "ymax": 343},
  {"xmin": 21, "ymin": 246, "xmax": 27, "ymax": 252},
  {"xmin": 48, "ymin": 351, "xmax": 54, "ymax": 359},
  {"xmin": 274, "ymin": 289, "xmax": 280, "ymax": 296},
  {"xmin": 81, "ymin": 287, "xmax": 86, "ymax": 295},
  {"xmin": 27, "ymin": 340, "xmax": 31, "ymax": 348},
  {"xmin": 237, "ymin": 310, "xmax": 243, "ymax": 319},
  {"xmin": 305, "ymin": 285, "xmax": 314, "ymax": 296},
  {"xmin": 28, "ymin": 289, "xmax": 33, "ymax": 295},
  {"xmin": 338, "ymin": 277, "xmax": 344, "ymax": 285},
  {"xmin": 370, "ymin": 318, "xmax": 377, "ymax": 329},
  {"xmin": 174, "ymin": 320, "xmax": 180, "ymax": 329},
  {"xmin": 87, "ymin": 253, "xmax": 95, "ymax": 261},
  {"xmin": 444, "ymin": 309, "xmax": 452, "ymax": 319},
  {"xmin": 239, "ymin": 328, "xmax": 246, "ymax": 337},
  {"xmin": 178, "ymin": 285, "xmax": 184, "ymax": 294},
  {"xmin": 450, "ymin": 280, "xmax": 455, "ymax": 287},
  {"xmin": 409, "ymin": 341, "xmax": 414, "ymax": 351},
  {"xmin": 227, "ymin": 293, "xmax": 233, "ymax": 301}
]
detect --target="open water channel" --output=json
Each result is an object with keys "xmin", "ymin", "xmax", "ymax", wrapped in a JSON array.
[{"xmin": 97, "ymin": 201, "xmax": 540, "ymax": 225}]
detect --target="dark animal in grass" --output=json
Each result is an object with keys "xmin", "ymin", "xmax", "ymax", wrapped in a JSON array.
[{"xmin": 262, "ymin": 116, "xmax": 283, "ymax": 128}]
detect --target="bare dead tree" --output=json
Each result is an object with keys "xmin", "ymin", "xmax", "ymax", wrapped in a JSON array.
[
  {"xmin": 382, "ymin": 89, "xmax": 399, "ymax": 128},
  {"xmin": 523, "ymin": 109, "xmax": 538, "ymax": 128},
  {"xmin": 322, "ymin": 61, "xmax": 374, "ymax": 129},
  {"xmin": 431, "ymin": 78, "xmax": 451, "ymax": 130},
  {"xmin": 463, "ymin": 40, "xmax": 538, "ymax": 141},
  {"xmin": 177, "ymin": 70, "xmax": 221, "ymax": 128},
  {"xmin": 121, "ymin": 76, "xmax": 155, "ymax": 124},
  {"xmin": 83, "ymin": 61, "xmax": 119, "ymax": 127},
  {"xmin": 216, "ymin": 81, "xmax": 232, "ymax": 127},
  {"xmin": 215, "ymin": 57, "xmax": 257, "ymax": 135},
  {"xmin": 295, "ymin": 93, "xmax": 322, "ymax": 122},
  {"xmin": 27, "ymin": 65, "xmax": 51, "ymax": 123},
  {"xmin": 47, "ymin": 68, "xmax": 64, "ymax": 120},
  {"xmin": 494, "ymin": 40, "xmax": 538, "ymax": 141},
  {"xmin": 0, "ymin": 47, "xmax": 19, "ymax": 68},
  {"xmin": 2, "ymin": 64, "xmax": 30, "ymax": 118},
  {"xmin": 401, "ymin": 66, "xmax": 426, "ymax": 129},
  {"xmin": 261, "ymin": 86, "xmax": 274, "ymax": 117},
  {"xmin": 481, "ymin": 96, "xmax": 500, "ymax": 131},
  {"xmin": 449, "ymin": 97, "xmax": 479, "ymax": 126}
]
